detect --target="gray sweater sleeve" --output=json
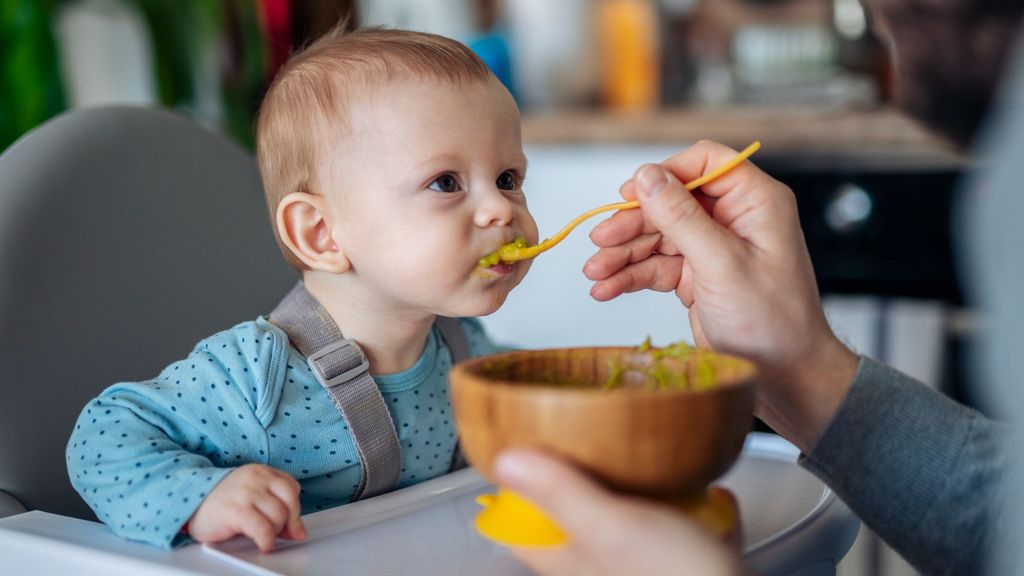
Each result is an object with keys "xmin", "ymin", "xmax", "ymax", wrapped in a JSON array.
[{"xmin": 799, "ymin": 355, "xmax": 1013, "ymax": 576}]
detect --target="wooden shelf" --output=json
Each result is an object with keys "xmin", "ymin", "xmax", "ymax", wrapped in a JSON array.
[{"xmin": 522, "ymin": 105, "xmax": 968, "ymax": 171}]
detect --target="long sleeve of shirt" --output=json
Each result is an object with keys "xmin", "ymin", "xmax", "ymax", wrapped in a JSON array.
[
  {"xmin": 66, "ymin": 322, "xmax": 277, "ymax": 547},
  {"xmin": 800, "ymin": 355, "xmax": 1014, "ymax": 575}
]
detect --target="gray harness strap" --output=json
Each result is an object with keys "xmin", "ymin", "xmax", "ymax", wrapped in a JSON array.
[
  {"xmin": 269, "ymin": 282, "xmax": 400, "ymax": 500},
  {"xmin": 269, "ymin": 282, "xmax": 473, "ymax": 500},
  {"xmin": 434, "ymin": 317, "xmax": 470, "ymax": 471}
]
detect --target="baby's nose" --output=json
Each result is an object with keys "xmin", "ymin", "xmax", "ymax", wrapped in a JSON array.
[{"xmin": 474, "ymin": 190, "xmax": 515, "ymax": 228}]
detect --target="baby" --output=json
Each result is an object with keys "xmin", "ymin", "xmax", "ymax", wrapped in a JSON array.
[{"xmin": 66, "ymin": 27, "xmax": 537, "ymax": 550}]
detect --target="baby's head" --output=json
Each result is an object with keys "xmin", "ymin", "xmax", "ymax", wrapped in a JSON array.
[{"xmin": 257, "ymin": 28, "xmax": 537, "ymax": 317}]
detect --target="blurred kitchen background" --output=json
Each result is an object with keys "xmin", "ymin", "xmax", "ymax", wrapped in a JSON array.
[{"xmin": 2, "ymin": 1, "xmax": 975, "ymax": 574}]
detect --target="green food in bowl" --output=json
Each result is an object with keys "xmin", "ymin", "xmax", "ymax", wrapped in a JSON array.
[
  {"xmin": 483, "ymin": 338, "xmax": 741, "ymax": 392},
  {"xmin": 604, "ymin": 338, "xmax": 722, "ymax": 391}
]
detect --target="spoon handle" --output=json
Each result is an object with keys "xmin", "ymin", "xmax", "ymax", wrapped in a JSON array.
[
  {"xmin": 680, "ymin": 140, "xmax": 762, "ymax": 191},
  {"xmin": 529, "ymin": 141, "xmax": 763, "ymax": 257}
]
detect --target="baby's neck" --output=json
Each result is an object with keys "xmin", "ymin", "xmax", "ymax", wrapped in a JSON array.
[{"xmin": 302, "ymin": 272, "xmax": 435, "ymax": 376}]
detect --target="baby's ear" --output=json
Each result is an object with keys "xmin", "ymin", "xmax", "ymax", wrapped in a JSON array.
[{"xmin": 276, "ymin": 192, "xmax": 351, "ymax": 274}]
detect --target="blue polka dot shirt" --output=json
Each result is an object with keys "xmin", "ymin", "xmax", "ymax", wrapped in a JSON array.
[{"xmin": 66, "ymin": 316, "xmax": 502, "ymax": 548}]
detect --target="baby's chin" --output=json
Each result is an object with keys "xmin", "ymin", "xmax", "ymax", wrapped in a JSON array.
[
  {"xmin": 438, "ymin": 265, "xmax": 530, "ymax": 317},
  {"xmin": 481, "ymin": 294, "xmax": 510, "ymax": 316},
  {"xmin": 466, "ymin": 291, "xmax": 512, "ymax": 317},
  {"xmin": 485, "ymin": 267, "xmax": 532, "ymax": 312},
  {"xmin": 438, "ymin": 287, "xmax": 514, "ymax": 318}
]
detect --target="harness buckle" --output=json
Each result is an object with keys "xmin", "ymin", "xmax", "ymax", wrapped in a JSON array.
[{"xmin": 307, "ymin": 338, "xmax": 370, "ymax": 388}]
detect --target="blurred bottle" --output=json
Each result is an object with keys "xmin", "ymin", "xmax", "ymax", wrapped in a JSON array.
[
  {"xmin": 469, "ymin": 31, "xmax": 516, "ymax": 98},
  {"xmin": 358, "ymin": 0, "xmax": 478, "ymax": 41},
  {"xmin": 0, "ymin": 0, "xmax": 66, "ymax": 152},
  {"xmin": 732, "ymin": 24, "xmax": 838, "ymax": 103},
  {"xmin": 466, "ymin": 0, "xmax": 516, "ymax": 100},
  {"xmin": 832, "ymin": 0, "xmax": 891, "ymax": 101},
  {"xmin": 597, "ymin": 0, "xmax": 660, "ymax": 112},
  {"xmin": 658, "ymin": 0, "xmax": 698, "ymax": 106},
  {"xmin": 502, "ymin": 0, "xmax": 599, "ymax": 110},
  {"xmin": 54, "ymin": 0, "xmax": 157, "ymax": 109}
]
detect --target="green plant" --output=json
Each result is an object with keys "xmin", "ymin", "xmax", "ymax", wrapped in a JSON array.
[{"xmin": 0, "ymin": 0, "xmax": 66, "ymax": 152}]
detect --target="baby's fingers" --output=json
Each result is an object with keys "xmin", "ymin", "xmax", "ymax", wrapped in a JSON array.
[
  {"xmin": 268, "ymin": 473, "xmax": 306, "ymax": 540},
  {"xmin": 238, "ymin": 507, "xmax": 279, "ymax": 553},
  {"xmin": 254, "ymin": 490, "xmax": 291, "ymax": 534},
  {"xmin": 280, "ymin": 516, "xmax": 308, "ymax": 541}
]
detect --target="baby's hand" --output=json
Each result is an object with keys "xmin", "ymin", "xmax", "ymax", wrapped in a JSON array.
[{"xmin": 187, "ymin": 464, "xmax": 307, "ymax": 552}]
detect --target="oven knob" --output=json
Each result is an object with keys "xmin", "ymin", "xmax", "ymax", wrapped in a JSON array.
[{"xmin": 825, "ymin": 183, "xmax": 873, "ymax": 233}]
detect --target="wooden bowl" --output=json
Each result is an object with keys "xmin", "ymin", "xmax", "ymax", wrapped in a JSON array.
[{"xmin": 450, "ymin": 347, "xmax": 756, "ymax": 498}]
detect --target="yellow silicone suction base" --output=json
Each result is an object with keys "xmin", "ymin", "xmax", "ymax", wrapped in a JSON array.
[
  {"xmin": 474, "ymin": 489, "xmax": 568, "ymax": 547},
  {"xmin": 473, "ymin": 486, "xmax": 740, "ymax": 549},
  {"xmin": 670, "ymin": 486, "xmax": 742, "ymax": 546}
]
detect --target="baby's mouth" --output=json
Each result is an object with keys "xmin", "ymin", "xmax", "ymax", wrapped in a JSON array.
[
  {"xmin": 481, "ymin": 262, "xmax": 514, "ymax": 276},
  {"xmin": 478, "ymin": 237, "xmax": 528, "ymax": 268},
  {"xmin": 477, "ymin": 249, "xmax": 516, "ymax": 273}
]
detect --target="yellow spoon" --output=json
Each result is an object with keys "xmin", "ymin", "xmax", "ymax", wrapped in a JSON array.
[{"xmin": 479, "ymin": 141, "xmax": 762, "ymax": 266}]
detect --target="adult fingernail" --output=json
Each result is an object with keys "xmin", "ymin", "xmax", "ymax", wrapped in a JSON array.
[{"xmin": 636, "ymin": 164, "xmax": 668, "ymax": 198}]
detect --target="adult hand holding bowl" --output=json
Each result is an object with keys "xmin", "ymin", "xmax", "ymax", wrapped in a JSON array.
[{"xmin": 449, "ymin": 343, "xmax": 757, "ymax": 547}]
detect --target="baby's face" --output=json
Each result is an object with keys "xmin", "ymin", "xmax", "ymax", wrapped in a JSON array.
[{"xmin": 322, "ymin": 76, "xmax": 538, "ymax": 317}]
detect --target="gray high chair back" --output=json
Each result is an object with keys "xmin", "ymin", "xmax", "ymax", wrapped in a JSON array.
[{"xmin": 0, "ymin": 107, "xmax": 297, "ymax": 520}]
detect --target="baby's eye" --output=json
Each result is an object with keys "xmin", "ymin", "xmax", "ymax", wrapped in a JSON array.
[
  {"xmin": 428, "ymin": 174, "xmax": 462, "ymax": 193},
  {"xmin": 496, "ymin": 171, "xmax": 519, "ymax": 191}
]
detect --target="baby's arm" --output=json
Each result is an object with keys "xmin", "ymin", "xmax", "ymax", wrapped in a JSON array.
[
  {"xmin": 68, "ymin": 381, "xmax": 306, "ymax": 550},
  {"xmin": 67, "ymin": 334, "xmax": 287, "ymax": 548},
  {"xmin": 67, "ymin": 387, "xmax": 235, "ymax": 547},
  {"xmin": 187, "ymin": 463, "xmax": 306, "ymax": 552}
]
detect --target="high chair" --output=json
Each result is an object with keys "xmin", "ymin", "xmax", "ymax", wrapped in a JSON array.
[{"xmin": 0, "ymin": 106, "xmax": 297, "ymax": 520}]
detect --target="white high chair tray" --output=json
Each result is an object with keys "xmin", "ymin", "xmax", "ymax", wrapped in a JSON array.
[
  {"xmin": 0, "ymin": 433, "xmax": 858, "ymax": 576},
  {"xmin": 203, "ymin": 432, "xmax": 858, "ymax": 576}
]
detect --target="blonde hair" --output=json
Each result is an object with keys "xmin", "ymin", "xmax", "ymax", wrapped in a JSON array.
[{"xmin": 256, "ymin": 27, "xmax": 492, "ymax": 269}]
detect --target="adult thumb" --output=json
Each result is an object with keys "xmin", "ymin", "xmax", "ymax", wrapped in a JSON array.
[
  {"xmin": 494, "ymin": 449, "xmax": 621, "ymax": 537},
  {"xmin": 634, "ymin": 163, "xmax": 735, "ymax": 264}
]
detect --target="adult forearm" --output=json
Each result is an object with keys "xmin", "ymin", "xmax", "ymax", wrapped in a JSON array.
[
  {"xmin": 800, "ymin": 356, "xmax": 1011, "ymax": 575},
  {"xmin": 753, "ymin": 334, "xmax": 859, "ymax": 455}
]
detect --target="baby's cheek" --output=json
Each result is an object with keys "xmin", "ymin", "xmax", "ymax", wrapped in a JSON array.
[{"xmin": 521, "ymin": 211, "xmax": 540, "ymax": 244}]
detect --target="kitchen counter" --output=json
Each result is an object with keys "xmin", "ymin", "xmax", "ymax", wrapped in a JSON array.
[{"xmin": 522, "ymin": 105, "xmax": 969, "ymax": 172}]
